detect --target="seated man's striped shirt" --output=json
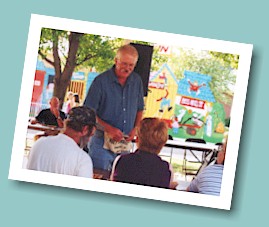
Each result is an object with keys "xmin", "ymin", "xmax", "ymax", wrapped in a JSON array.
[{"xmin": 188, "ymin": 164, "xmax": 224, "ymax": 196}]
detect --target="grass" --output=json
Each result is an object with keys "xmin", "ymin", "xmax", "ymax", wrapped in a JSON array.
[{"xmin": 160, "ymin": 156, "xmax": 201, "ymax": 175}]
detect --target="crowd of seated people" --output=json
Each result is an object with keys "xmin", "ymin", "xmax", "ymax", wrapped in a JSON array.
[{"xmin": 28, "ymin": 102, "xmax": 226, "ymax": 194}]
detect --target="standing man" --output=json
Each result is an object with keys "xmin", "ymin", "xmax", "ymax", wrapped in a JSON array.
[
  {"xmin": 84, "ymin": 44, "xmax": 144, "ymax": 171},
  {"xmin": 27, "ymin": 106, "xmax": 96, "ymax": 178}
]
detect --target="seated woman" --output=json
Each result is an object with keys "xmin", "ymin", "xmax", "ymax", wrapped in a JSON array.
[{"xmin": 110, "ymin": 117, "xmax": 173, "ymax": 189}]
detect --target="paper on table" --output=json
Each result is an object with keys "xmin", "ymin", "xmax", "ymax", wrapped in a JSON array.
[{"xmin": 176, "ymin": 180, "xmax": 191, "ymax": 191}]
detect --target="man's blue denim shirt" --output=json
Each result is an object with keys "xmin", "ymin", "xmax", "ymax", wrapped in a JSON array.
[{"xmin": 84, "ymin": 66, "xmax": 144, "ymax": 137}]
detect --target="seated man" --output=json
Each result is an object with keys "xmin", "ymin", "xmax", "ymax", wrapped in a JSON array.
[
  {"xmin": 31, "ymin": 96, "xmax": 66, "ymax": 128},
  {"xmin": 186, "ymin": 141, "xmax": 227, "ymax": 196},
  {"xmin": 110, "ymin": 118, "xmax": 173, "ymax": 189},
  {"xmin": 27, "ymin": 106, "xmax": 96, "ymax": 178}
]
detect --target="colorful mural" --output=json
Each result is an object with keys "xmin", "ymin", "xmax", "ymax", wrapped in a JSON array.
[
  {"xmin": 144, "ymin": 63, "xmax": 178, "ymax": 119},
  {"xmin": 144, "ymin": 64, "xmax": 227, "ymax": 144}
]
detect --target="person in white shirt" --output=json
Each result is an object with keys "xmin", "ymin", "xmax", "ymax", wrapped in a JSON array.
[{"xmin": 27, "ymin": 106, "xmax": 96, "ymax": 178}]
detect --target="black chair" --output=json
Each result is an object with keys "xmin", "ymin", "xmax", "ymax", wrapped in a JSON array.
[
  {"xmin": 182, "ymin": 138, "xmax": 206, "ymax": 180},
  {"xmin": 194, "ymin": 142, "xmax": 222, "ymax": 176}
]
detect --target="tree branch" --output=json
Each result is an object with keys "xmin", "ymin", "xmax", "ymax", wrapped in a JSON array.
[
  {"xmin": 52, "ymin": 30, "xmax": 62, "ymax": 81},
  {"xmin": 62, "ymin": 32, "xmax": 83, "ymax": 77},
  {"xmin": 38, "ymin": 50, "xmax": 54, "ymax": 67},
  {"xmin": 76, "ymin": 46, "xmax": 119, "ymax": 66},
  {"xmin": 76, "ymin": 53, "xmax": 95, "ymax": 66}
]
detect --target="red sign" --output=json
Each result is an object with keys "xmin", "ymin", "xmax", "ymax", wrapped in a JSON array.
[
  {"xmin": 180, "ymin": 96, "xmax": 205, "ymax": 109},
  {"xmin": 32, "ymin": 70, "xmax": 45, "ymax": 103}
]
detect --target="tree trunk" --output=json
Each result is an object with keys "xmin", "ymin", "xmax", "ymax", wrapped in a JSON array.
[{"xmin": 53, "ymin": 32, "xmax": 83, "ymax": 108}]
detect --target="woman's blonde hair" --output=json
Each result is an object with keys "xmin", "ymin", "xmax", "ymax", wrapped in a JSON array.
[{"xmin": 137, "ymin": 118, "xmax": 168, "ymax": 154}]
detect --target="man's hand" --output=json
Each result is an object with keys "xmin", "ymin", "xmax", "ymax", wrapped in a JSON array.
[
  {"xmin": 30, "ymin": 118, "xmax": 38, "ymax": 124},
  {"xmin": 96, "ymin": 116, "xmax": 124, "ymax": 142},
  {"xmin": 106, "ymin": 126, "xmax": 124, "ymax": 142},
  {"xmin": 125, "ymin": 128, "xmax": 136, "ymax": 142}
]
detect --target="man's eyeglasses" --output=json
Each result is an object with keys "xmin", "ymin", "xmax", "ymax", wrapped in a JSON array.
[{"xmin": 117, "ymin": 60, "xmax": 136, "ymax": 68}]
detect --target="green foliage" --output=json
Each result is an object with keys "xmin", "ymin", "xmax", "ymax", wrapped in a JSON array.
[
  {"xmin": 39, "ymin": 28, "xmax": 68, "ymax": 56},
  {"xmin": 151, "ymin": 48, "xmax": 169, "ymax": 71},
  {"xmin": 38, "ymin": 28, "xmax": 124, "ymax": 72},
  {"xmin": 76, "ymin": 35, "xmax": 124, "ymax": 72},
  {"xmin": 209, "ymin": 51, "xmax": 239, "ymax": 69}
]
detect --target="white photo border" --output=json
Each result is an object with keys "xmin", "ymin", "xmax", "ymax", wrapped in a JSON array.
[{"xmin": 8, "ymin": 14, "xmax": 253, "ymax": 210}]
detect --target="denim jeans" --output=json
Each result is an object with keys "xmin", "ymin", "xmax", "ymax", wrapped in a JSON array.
[{"xmin": 88, "ymin": 135, "xmax": 118, "ymax": 171}]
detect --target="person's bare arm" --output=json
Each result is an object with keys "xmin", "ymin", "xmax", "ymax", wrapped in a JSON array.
[
  {"xmin": 51, "ymin": 108, "xmax": 64, "ymax": 128},
  {"xmin": 96, "ymin": 116, "xmax": 124, "ymax": 142},
  {"xmin": 56, "ymin": 118, "xmax": 64, "ymax": 128},
  {"xmin": 126, "ymin": 110, "xmax": 143, "ymax": 142}
]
